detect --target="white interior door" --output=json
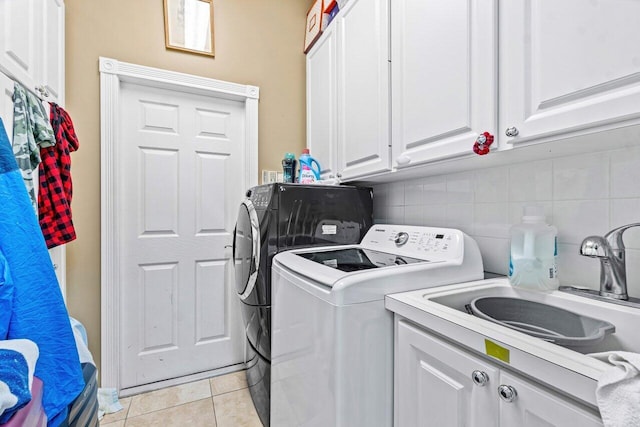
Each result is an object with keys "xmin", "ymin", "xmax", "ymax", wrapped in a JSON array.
[{"xmin": 117, "ymin": 81, "xmax": 245, "ymax": 389}]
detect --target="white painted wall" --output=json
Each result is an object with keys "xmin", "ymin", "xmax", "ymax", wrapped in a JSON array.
[{"xmin": 371, "ymin": 146, "xmax": 640, "ymax": 298}]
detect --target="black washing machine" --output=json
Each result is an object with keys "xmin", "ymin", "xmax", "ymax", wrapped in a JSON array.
[{"xmin": 233, "ymin": 183, "xmax": 373, "ymax": 426}]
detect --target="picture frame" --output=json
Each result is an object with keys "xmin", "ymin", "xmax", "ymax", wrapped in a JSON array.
[
  {"xmin": 304, "ymin": 0, "xmax": 324, "ymax": 54},
  {"xmin": 164, "ymin": 0, "xmax": 215, "ymax": 57}
]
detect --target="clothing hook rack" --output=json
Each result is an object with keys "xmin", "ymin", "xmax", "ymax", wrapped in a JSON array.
[{"xmin": 1, "ymin": 69, "xmax": 50, "ymax": 103}]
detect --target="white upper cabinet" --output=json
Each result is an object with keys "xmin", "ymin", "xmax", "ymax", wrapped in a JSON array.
[
  {"xmin": 391, "ymin": 0, "xmax": 497, "ymax": 168},
  {"xmin": 306, "ymin": 0, "xmax": 391, "ymax": 181},
  {"xmin": 306, "ymin": 23, "xmax": 338, "ymax": 180},
  {"xmin": 0, "ymin": 0, "xmax": 64, "ymax": 104},
  {"xmin": 499, "ymin": 0, "xmax": 640, "ymax": 146},
  {"xmin": 336, "ymin": 0, "xmax": 390, "ymax": 180},
  {"xmin": 309, "ymin": 0, "xmax": 640, "ymax": 181}
]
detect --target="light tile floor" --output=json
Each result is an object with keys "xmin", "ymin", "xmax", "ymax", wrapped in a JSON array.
[{"xmin": 100, "ymin": 371, "xmax": 262, "ymax": 427}]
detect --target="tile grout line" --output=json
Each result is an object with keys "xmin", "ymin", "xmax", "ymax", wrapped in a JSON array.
[
  {"xmin": 208, "ymin": 379, "xmax": 218, "ymax": 426},
  {"xmin": 123, "ymin": 397, "xmax": 215, "ymax": 422}
]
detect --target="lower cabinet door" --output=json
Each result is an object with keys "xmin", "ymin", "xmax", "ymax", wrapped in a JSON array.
[
  {"xmin": 498, "ymin": 371, "xmax": 603, "ymax": 427},
  {"xmin": 396, "ymin": 320, "xmax": 499, "ymax": 427}
]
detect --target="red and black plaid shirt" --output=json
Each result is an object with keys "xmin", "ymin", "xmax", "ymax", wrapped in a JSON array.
[{"xmin": 38, "ymin": 103, "xmax": 79, "ymax": 248}]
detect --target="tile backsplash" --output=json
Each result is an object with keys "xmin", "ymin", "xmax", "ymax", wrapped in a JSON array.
[{"xmin": 371, "ymin": 146, "xmax": 640, "ymax": 298}]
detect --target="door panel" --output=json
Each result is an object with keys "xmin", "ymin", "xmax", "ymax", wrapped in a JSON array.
[
  {"xmin": 306, "ymin": 25, "xmax": 338, "ymax": 179},
  {"xmin": 396, "ymin": 321, "xmax": 498, "ymax": 427},
  {"xmin": 0, "ymin": 0, "xmax": 39, "ymax": 92},
  {"xmin": 392, "ymin": 0, "xmax": 497, "ymax": 165},
  {"xmin": 499, "ymin": 371, "xmax": 603, "ymax": 427},
  {"xmin": 500, "ymin": 0, "xmax": 640, "ymax": 144},
  {"xmin": 119, "ymin": 82, "xmax": 245, "ymax": 388},
  {"xmin": 337, "ymin": 0, "xmax": 391, "ymax": 179},
  {"xmin": 42, "ymin": 0, "xmax": 64, "ymax": 103}
]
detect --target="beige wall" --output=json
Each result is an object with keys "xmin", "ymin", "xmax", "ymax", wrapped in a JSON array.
[{"xmin": 65, "ymin": 0, "xmax": 313, "ymax": 375}]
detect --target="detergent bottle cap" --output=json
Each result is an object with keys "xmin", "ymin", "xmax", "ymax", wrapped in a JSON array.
[
  {"xmin": 522, "ymin": 205, "xmax": 545, "ymax": 224},
  {"xmin": 301, "ymin": 148, "xmax": 310, "ymax": 155}
]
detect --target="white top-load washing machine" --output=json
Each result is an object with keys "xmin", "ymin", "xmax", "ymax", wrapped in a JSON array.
[{"xmin": 271, "ymin": 224, "xmax": 484, "ymax": 427}]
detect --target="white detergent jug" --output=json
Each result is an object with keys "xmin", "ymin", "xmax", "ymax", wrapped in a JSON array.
[{"xmin": 508, "ymin": 205, "xmax": 558, "ymax": 290}]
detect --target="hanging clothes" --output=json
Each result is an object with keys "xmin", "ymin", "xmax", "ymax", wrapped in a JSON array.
[
  {"xmin": 0, "ymin": 117, "xmax": 84, "ymax": 427},
  {"xmin": 38, "ymin": 103, "xmax": 79, "ymax": 248},
  {"xmin": 11, "ymin": 82, "xmax": 55, "ymax": 213}
]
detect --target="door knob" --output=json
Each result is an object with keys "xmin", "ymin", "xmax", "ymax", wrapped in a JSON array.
[
  {"xmin": 471, "ymin": 370, "xmax": 489, "ymax": 387},
  {"xmin": 505, "ymin": 127, "xmax": 519, "ymax": 137},
  {"xmin": 396, "ymin": 155, "xmax": 411, "ymax": 166},
  {"xmin": 498, "ymin": 385, "xmax": 518, "ymax": 402}
]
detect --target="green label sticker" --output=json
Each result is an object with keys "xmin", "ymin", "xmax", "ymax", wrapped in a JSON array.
[{"xmin": 485, "ymin": 339, "xmax": 510, "ymax": 363}]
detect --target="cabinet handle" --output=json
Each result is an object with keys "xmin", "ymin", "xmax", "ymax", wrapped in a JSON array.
[
  {"xmin": 473, "ymin": 132, "xmax": 494, "ymax": 156},
  {"xmin": 471, "ymin": 370, "xmax": 489, "ymax": 387},
  {"xmin": 396, "ymin": 155, "xmax": 411, "ymax": 166},
  {"xmin": 498, "ymin": 385, "xmax": 518, "ymax": 403},
  {"xmin": 336, "ymin": 173, "xmax": 342, "ymax": 178},
  {"xmin": 329, "ymin": 174, "xmax": 335, "ymax": 179},
  {"xmin": 505, "ymin": 127, "xmax": 519, "ymax": 137}
]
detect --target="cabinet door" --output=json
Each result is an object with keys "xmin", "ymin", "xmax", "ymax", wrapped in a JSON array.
[
  {"xmin": 498, "ymin": 371, "xmax": 603, "ymax": 427},
  {"xmin": 0, "ymin": 0, "xmax": 40, "ymax": 93},
  {"xmin": 306, "ymin": 25, "xmax": 338, "ymax": 180},
  {"xmin": 391, "ymin": 0, "xmax": 497, "ymax": 167},
  {"xmin": 336, "ymin": 0, "xmax": 390, "ymax": 180},
  {"xmin": 41, "ymin": 0, "xmax": 65, "ymax": 104},
  {"xmin": 500, "ymin": 0, "xmax": 640, "ymax": 145},
  {"xmin": 396, "ymin": 320, "xmax": 499, "ymax": 427}
]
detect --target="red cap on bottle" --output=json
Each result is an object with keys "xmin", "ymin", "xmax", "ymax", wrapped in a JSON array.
[{"xmin": 302, "ymin": 148, "xmax": 310, "ymax": 154}]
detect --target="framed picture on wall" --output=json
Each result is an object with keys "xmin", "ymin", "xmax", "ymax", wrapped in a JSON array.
[
  {"xmin": 164, "ymin": 0, "xmax": 215, "ymax": 57},
  {"xmin": 304, "ymin": 0, "xmax": 323, "ymax": 53}
]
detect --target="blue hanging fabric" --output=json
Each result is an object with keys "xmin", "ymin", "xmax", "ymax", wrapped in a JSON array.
[{"xmin": 0, "ymin": 117, "xmax": 84, "ymax": 426}]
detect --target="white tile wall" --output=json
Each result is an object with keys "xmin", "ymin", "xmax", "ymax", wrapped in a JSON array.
[{"xmin": 371, "ymin": 147, "xmax": 640, "ymax": 298}]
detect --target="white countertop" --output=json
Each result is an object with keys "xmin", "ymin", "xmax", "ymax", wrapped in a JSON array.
[{"xmin": 384, "ymin": 278, "xmax": 636, "ymax": 407}]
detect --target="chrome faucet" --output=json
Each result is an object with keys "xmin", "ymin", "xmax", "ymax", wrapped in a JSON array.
[{"xmin": 579, "ymin": 223, "xmax": 640, "ymax": 300}]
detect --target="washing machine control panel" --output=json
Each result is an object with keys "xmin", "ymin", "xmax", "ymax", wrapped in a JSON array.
[
  {"xmin": 248, "ymin": 185, "xmax": 273, "ymax": 208},
  {"xmin": 361, "ymin": 225, "xmax": 464, "ymax": 261}
]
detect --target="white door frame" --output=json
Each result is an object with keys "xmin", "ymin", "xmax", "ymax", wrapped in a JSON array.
[{"xmin": 99, "ymin": 57, "xmax": 259, "ymax": 390}]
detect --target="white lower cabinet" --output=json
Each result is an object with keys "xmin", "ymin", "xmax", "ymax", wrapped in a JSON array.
[
  {"xmin": 395, "ymin": 319, "xmax": 603, "ymax": 427},
  {"xmin": 498, "ymin": 371, "xmax": 602, "ymax": 427}
]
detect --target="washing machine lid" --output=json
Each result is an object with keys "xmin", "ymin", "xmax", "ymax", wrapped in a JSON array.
[{"xmin": 297, "ymin": 247, "xmax": 425, "ymax": 272}]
